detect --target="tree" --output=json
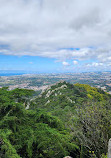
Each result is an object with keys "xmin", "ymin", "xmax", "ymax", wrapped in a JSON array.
[{"xmin": 73, "ymin": 103, "xmax": 111, "ymax": 157}]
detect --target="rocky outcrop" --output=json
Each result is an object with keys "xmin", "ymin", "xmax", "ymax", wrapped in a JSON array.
[
  {"xmin": 45, "ymin": 84, "xmax": 67, "ymax": 98},
  {"xmin": 108, "ymin": 138, "xmax": 111, "ymax": 158}
]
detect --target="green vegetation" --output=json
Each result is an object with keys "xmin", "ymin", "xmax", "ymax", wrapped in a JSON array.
[
  {"xmin": 0, "ymin": 82, "xmax": 111, "ymax": 157},
  {"xmin": 0, "ymin": 87, "xmax": 78, "ymax": 158}
]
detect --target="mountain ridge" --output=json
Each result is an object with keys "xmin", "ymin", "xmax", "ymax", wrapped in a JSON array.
[{"xmin": 1, "ymin": 82, "xmax": 111, "ymax": 158}]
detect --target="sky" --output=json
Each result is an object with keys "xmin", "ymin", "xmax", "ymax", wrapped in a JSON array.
[{"xmin": 0, "ymin": 0, "xmax": 111, "ymax": 73}]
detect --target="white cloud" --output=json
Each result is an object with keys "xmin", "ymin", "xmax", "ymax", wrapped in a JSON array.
[
  {"xmin": 62, "ymin": 61, "xmax": 69, "ymax": 66},
  {"xmin": 92, "ymin": 62, "xmax": 103, "ymax": 67},
  {"xmin": 87, "ymin": 62, "xmax": 103, "ymax": 67},
  {"xmin": 73, "ymin": 60, "xmax": 78, "ymax": 65},
  {"xmin": 0, "ymin": 0, "xmax": 111, "ymax": 68}
]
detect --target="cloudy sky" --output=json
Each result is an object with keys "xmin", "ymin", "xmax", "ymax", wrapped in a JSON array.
[{"xmin": 0, "ymin": 0, "xmax": 111, "ymax": 73}]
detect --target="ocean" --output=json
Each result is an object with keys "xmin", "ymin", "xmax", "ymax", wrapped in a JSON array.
[{"xmin": 0, "ymin": 73, "xmax": 26, "ymax": 76}]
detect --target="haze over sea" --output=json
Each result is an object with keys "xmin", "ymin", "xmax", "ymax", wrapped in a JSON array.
[{"xmin": 0, "ymin": 73, "xmax": 26, "ymax": 76}]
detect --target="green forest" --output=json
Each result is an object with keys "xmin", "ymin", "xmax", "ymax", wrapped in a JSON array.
[{"xmin": 0, "ymin": 81, "xmax": 111, "ymax": 158}]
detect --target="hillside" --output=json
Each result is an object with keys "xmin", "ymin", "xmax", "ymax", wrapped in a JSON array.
[
  {"xmin": 31, "ymin": 81, "xmax": 111, "ymax": 157},
  {"xmin": 0, "ymin": 82, "xmax": 111, "ymax": 158},
  {"xmin": 31, "ymin": 81, "xmax": 110, "ymax": 120}
]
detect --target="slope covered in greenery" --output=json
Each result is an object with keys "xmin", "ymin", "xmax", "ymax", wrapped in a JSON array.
[
  {"xmin": 0, "ymin": 87, "xmax": 78, "ymax": 158},
  {"xmin": 31, "ymin": 81, "xmax": 111, "ymax": 157},
  {"xmin": 0, "ymin": 82, "xmax": 111, "ymax": 158}
]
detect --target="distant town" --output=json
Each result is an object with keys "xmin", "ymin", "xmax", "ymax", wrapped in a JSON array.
[{"xmin": 0, "ymin": 72, "xmax": 111, "ymax": 94}]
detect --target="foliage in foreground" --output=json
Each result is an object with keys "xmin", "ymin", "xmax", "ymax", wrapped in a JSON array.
[
  {"xmin": 0, "ymin": 87, "xmax": 78, "ymax": 158},
  {"xmin": 0, "ymin": 82, "xmax": 111, "ymax": 157}
]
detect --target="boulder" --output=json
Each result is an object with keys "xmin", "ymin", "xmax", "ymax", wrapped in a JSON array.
[{"xmin": 108, "ymin": 138, "xmax": 111, "ymax": 158}]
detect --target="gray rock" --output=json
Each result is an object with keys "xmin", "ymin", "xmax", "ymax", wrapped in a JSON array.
[{"xmin": 108, "ymin": 138, "xmax": 111, "ymax": 158}]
